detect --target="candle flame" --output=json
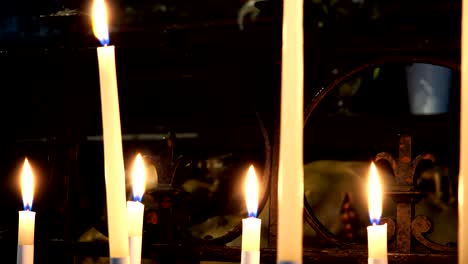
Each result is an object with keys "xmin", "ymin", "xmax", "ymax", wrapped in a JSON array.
[
  {"xmin": 368, "ymin": 162, "xmax": 382, "ymax": 225},
  {"xmin": 21, "ymin": 158, "xmax": 34, "ymax": 211},
  {"xmin": 132, "ymin": 154, "xmax": 146, "ymax": 202},
  {"xmin": 244, "ymin": 165, "xmax": 259, "ymax": 217},
  {"xmin": 92, "ymin": 0, "xmax": 110, "ymax": 46}
]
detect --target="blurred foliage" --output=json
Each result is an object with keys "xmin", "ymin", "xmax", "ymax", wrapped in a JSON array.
[
  {"xmin": 306, "ymin": 0, "xmax": 460, "ymax": 33},
  {"xmin": 0, "ymin": 0, "xmax": 461, "ymax": 45}
]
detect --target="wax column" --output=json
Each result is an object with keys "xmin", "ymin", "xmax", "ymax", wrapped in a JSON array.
[
  {"xmin": 277, "ymin": 0, "xmax": 304, "ymax": 262},
  {"xmin": 17, "ymin": 159, "xmax": 35, "ymax": 264},
  {"xmin": 367, "ymin": 163, "xmax": 387, "ymax": 264},
  {"xmin": 92, "ymin": 0, "xmax": 129, "ymax": 262},
  {"xmin": 127, "ymin": 154, "xmax": 146, "ymax": 264},
  {"xmin": 460, "ymin": 1, "xmax": 468, "ymax": 263},
  {"xmin": 241, "ymin": 165, "xmax": 261, "ymax": 264}
]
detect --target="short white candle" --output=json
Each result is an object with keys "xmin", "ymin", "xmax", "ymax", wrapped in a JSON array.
[
  {"xmin": 241, "ymin": 165, "xmax": 261, "ymax": 264},
  {"xmin": 127, "ymin": 154, "xmax": 146, "ymax": 264},
  {"xmin": 17, "ymin": 158, "xmax": 35, "ymax": 264},
  {"xmin": 277, "ymin": 0, "xmax": 304, "ymax": 261},
  {"xmin": 92, "ymin": 0, "xmax": 129, "ymax": 262},
  {"xmin": 367, "ymin": 162, "xmax": 387, "ymax": 264}
]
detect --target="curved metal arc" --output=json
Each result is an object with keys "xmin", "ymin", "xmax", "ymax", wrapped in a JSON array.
[
  {"xmin": 411, "ymin": 153, "xmax": 436, "ymax": 185},
  {"xmin": 302, "ymin": 56, "xmax": 458, "ymax": 246},
  {"xmin": 375, "ymin": 152, "xmax": 398, "ymax": 174},
  {"xmin": 187, "ymin": 111, "xmax": 273, "ymax": 245},
  {"xmin": 411, "ymin": 215, "xmax": 457, "ymax": 252},
  {"xmin": 304, "ymin": 56, "xmax": 459, "ymax": 124},
  {"xmin": 303, "ymin": 196, "xmax": 342, "ymax": 246}
]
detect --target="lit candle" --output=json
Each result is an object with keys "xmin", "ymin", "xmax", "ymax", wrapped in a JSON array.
[
  {"xmin": 460, "ymin": 1, "xmax": 468, "ymax": 262},
  {"xmin": 367, "ymin": 162, "xmax": 387, "ymax": 264},
  {"xmin": 241, "ymin": 165, "xmax": 261, "ymax": 264},
  {"xmin": 277, "ymin": 0, "xmax": 304, "ymax": 262},
  {"xmin": 17, "ymin": 158, "xmax": 35, "ymax": 264},
  {"xmin": 92, "ymin": 0, "xmax": 129, "ymax": 262},
  {"xmin": 127, "ymin": 154, "xmax": 146, "ymax": 264}
]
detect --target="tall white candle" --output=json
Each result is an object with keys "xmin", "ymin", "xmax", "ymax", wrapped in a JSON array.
[
  {"xmin": 367, "ymin": 163, "xmax": 387, "ymax": 264},
  {"xmin": 127, "ymin": 154, "xmax": 146, "ymax": 264},
  {"xmin": 460, "ymin": 1, "xmax": 468, "ymax": 262},
  {"xmin": 17, "ymin": 158, "xmax": 35, "ymax": 264},
  {"xmin": 241, "ymin": 165, "xmax": 261, "ymax": 264},
  {"xmin": 277, "ymin": 0, "xmax": 304, "ymax": 262},
  {"xmin": 92, "ymin": 0, "xmax": 129, "ymax": 262}
]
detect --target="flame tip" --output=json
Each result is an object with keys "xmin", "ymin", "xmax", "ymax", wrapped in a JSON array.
[
  {"xmin": 132, "ymin": 153, "xmax": 146, "ymax": 199},
  {"xmin": 21, "ymin": 159, "xmax": 34, "ymax": 211},
  {"xmin": 368, "ymin": 162, "xmax": 382, "ymax": 223},
  {"xmin": 92, "ymin": 0, "xmax": 110, "ymax": 45},
  {"xmin": 245, "ymin": 165, "xmax": 259, "ymax": 217}
]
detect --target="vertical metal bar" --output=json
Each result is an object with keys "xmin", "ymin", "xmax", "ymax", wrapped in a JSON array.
[
  {"xmin": 395, "ymin": 135, "xmax": 413, "ymax": 253},
  {"xmin": 396, "ymin": 203, "xmax": 412, "ymax": 253},
  {"xmin": 397, "ymin": 135, "xmax": 412, "ymax": 185},
  {"xmin": 268, "ymin": 122, "xmax": 280, "ymax": 247}
]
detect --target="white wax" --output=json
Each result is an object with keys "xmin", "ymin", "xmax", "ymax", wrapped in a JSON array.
[
  {"xmin": 97, "ymin": 45, "xmax": 129, "ymax": 259},
  {"xmin": 368, "ymin": 258, "xmax": 388, "ymax": 264},
  {"xmin": 460, "ymin": 2, "xmax": 468, "ymax": 263},
  {"xmin": 129, "ymin": 236, "xmax": 142, "ymax": 264},
  {"xmin": 241, "ymin": 250, "xmax": 260, "ymax": 264},
  {"xmin": 17, "ymin": 245, "xmax": 34, "ymax": 264},
  {"xmin": 241, "ymin": 217, "xmax": 261, "ymax": 264},
  {"xmin": 278, "ymin": 0, "xmax": 304, "ymax": 261},
  {"xmin": 127, "ymin": 201, "xmax": 144, "ymax": 264},
  {"xmin": 17, "ymin": 211, "xmax": 35, "ymax": 264},
  {"xmin": 367, "ymin": 223, "xmax": 387, "ymax": 260},
  {"xmin": 18, "ymin": 211, "xmax": 35, "ymax": 245},
  {"xmin": 127, "ymin": 201, "xmax": 144, "ymax": 236}
]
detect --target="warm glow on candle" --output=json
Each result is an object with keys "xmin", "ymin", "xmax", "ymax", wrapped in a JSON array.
[
  {"xmin": 368, "ymin": 162, "xmax": 382, "ymax": 224},
  {"xmin": 132, "ymin": 154, "xmax": 146, "ymax": 202},
  {"xmin": 277, "ymin": 0, "xmax": 303, "ymax": 260},
  {"xmin": 21, "ymin": 159, "xmax": 34, "ymax": 211},
  {"xmin": 92, "ymin": 0, "xmax": 109, "ymax": 45},
  {"xmin": 244, "ymin": 165, "xmax": 259, "ymax": 217},
  {"xmin": 460, "ymin": 2, "xmax": 468, "ymax": 263},
  {"xmin": 93, "ymin": 0, "xmax": 128, "ymax": 259}
]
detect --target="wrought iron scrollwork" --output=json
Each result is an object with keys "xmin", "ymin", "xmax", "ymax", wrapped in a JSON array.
[
  {"xmin": 411, "ymin": 215, "xmax": 457, "ymax": 252},
  {"xmin": 301, "ymin": 58, "xmax": 459, "ymax": 257},
  {"xmin": 376, "ymin": 135, "xmax": 454, "ymax": 253}
]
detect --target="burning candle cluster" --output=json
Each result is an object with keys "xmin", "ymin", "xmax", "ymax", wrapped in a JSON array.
[{"xmin": 13, "ymin": 0, "xmax": 468, "ymax": 263}]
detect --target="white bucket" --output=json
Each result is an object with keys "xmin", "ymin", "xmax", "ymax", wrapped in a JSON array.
[{"xmin": 405, "ymin": 63, "xmax": 452, "ymax": 115}]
